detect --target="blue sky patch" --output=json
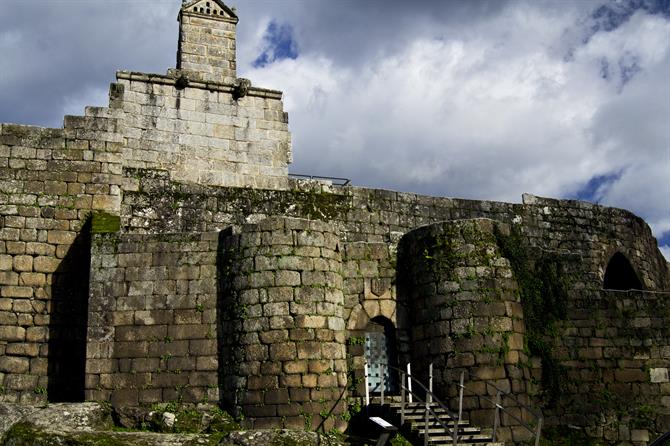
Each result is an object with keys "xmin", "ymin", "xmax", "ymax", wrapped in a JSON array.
[
  {"xmin": 599, "ymin": 57, "xmax": 610, "ymax": 80},
  {"xmin": 590, "ymin": 0, "xmax": 670, "ymax": 37},
  {"xmin": 659, "ymin": 231, "xmax": 670, "ymax": 247},
  {"xmin": 618, "ymin": 52, "xmax": 641, "ymax": 85},
  {"xmin": 572, "ymin": 171, "xmax": 623, "ymax": 203},
  {"xmin": 599, "ymin": 52, "xmax": 641, "ymax": 87},
  {"xmin": 253, "ymin": 21, "xmax": 298, "ymax": 68}
]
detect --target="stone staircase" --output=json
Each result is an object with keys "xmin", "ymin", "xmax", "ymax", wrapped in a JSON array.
[{"xmin": 371, "ymin": 398, "xmax": 504, "ymax": 446}]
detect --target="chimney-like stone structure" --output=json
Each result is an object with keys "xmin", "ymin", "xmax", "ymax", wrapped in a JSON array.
[{"xmin": 178, "ymin": 0, "xmax": 238, "ymax": 84}]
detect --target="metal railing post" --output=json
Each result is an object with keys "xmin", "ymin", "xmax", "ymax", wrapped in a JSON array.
[
  {"xmin": 458, "ymin": 371, "xmax": 464, "ymax": 424},
  {"xmin": 535, "ymin": 417, "xmax": 543, "ymax": 446},
  {"xmin": 364, "ymin": 362, "xmax": 370, "ymax": 408},
  {"xmin": 380, "ymin": 363, "xmax": 385, "ymax": 405},
  {"xmin": 429, "ymin": 362, "xmax": 433, "ymax": 394},
  {"xmin": 400, "ymin": 371, "xmax": 406, "ymax": 425},
  {"xmin": 492, "ymin": 391, "xmax": 502, "ymax": 442},
  {"xmin": 424, "ymin": 393, "xmax": 430, "ymax": 446},
  {"xmin": 423, "ymin": 362, "xmax": 433, "ymax": 446},
  {"xmin": 407, "ymin": 363, "xmax": 413, "ymax": 403},
  {"xmin": 454, "ymin": 371, "xmax": 464, "ymax": 446}
]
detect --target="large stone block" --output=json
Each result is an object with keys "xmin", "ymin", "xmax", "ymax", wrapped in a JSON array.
[
  {"xmin": 0, "ymin": 326, "xmax": 26, "ymax": 342},
  {"xmin": 0, "ymin": 356, "xmax": 30, "ymax": 373}
]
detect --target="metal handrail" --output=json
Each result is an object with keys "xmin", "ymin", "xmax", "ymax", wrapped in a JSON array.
[
  {"xmin": 601, "ymin": 288, "xmax": 670, "ymax": 295},
  {"xmin": 288, "ymin": 173, "xmax": 351, "ymax": 186},
  {"xmin": 363, "ymin": 363, "xmax": 543, "ymax": 446},
  {"xmin": 480, "ymin": 379, "xmax": 543, "ymax": 421},
  {"xmin": 461, "ymin": 375, "xmax": 543, "ymax": 446},
  {"xmin": 368, "ymin": 364, "xmax": 462, "ymax": 446}
]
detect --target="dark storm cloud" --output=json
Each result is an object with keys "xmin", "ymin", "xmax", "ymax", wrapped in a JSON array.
[{"xmin": 0, "ymin": 1, "xmax": 179, "ymax": 127}]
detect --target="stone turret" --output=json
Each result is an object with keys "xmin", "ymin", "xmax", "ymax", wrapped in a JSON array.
[{"xmin": 178, "ymin": 0, "xmax": 238, "ymax": 84}]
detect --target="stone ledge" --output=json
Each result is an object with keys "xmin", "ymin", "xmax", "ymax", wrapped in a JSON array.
[
  {"xmin": 0, "ymin": 403, "xmax": 346, "ymax": 446},
  {"xmin": 116, "ymin": 71, "xmax": 283, "ymax": 100}
]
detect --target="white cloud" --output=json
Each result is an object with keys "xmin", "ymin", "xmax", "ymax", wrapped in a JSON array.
[
  {"xmin": 0, "ymin": 0, "xmax": 667, "ymax": 261},
  {"xmin": 245, "ymin": 1, "xmax": 670, "ymax": 260}
]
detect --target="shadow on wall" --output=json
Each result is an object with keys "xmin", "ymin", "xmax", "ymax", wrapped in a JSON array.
[
  {"xmin": 217, "ymin": 228, "xmax": 234, "ymax": 415},
  {"xmin": 47, "ymin": 220, "xmax": 91, "ymax": 402}
]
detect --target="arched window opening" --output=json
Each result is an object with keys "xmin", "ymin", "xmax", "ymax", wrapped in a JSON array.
[
  {"xmin": 364, "ymin": 316, "xmax": 398, "ymax": 394},
  {"xmin": 604, "ymin": 252, "xmax": 643, "ymax": 290}
]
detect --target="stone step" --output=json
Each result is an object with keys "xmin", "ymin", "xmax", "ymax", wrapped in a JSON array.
[
  {"xmin": 410, "ymin": 424, "xmax": 480, "ymax": 435},
  {"xmin": 382, "ymin": 399, "xmax": 501, "ymax": 446},
  {"xmin": 403, "ymin": 417, "xmax": 472, "ymax": 430},
  {"xmin": 389, "ymin": 403, "xmax": 453, "ymax": 413},
  {"xmin": 415, "ymin": 432, "xmax": 497, "ymax": 444},
  {"xmin": 401, "ymin": 411, "xmax": 464, "ymax": 420}
]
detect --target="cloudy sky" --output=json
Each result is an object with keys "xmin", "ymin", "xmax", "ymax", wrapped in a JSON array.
[{"xmin": 0, "ymin": 0, "xmax": 668, "ymax": 258}]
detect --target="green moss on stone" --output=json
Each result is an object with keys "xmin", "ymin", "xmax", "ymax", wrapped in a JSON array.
[
  {"xmin": 540, "ymin": 426, "xmax": 605, "ymax": 446},
  {"xmin": 91, "ymin": 212, "xmax": 121, "ymax": 234},
  {"xmin": 2, "ymin": 423, "xmax": 129, "ymax": 446},
  {"xmin": 494, "ymin": 226, "xmax": 570, "ymax": 406}
]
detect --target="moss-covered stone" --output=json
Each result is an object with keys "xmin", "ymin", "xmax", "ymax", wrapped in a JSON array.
[
  {"xmin": 2, "ymin": 422, "xmax": 129, "ymax": 446},
  {"xmin": 91, "ymin": 212, "xmax": 121, "ymax": 234}
]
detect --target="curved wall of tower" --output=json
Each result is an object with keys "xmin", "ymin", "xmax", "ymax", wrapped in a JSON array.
[
  {"xmin": 398, "ymin": 219, "xmax": 532, "ymax": 442},
  {"xmin": 219, "ymin": 217, "xmax": 347, "ymax": 431}
]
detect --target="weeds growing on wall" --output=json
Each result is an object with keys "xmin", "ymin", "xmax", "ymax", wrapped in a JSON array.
[
  {"xmin": 539, "ymin": 426, "xmax": 605, "ymax": 446},
  {"xmin": 494, "ymin": 226, "xmax": 569, "ymax": 406}
]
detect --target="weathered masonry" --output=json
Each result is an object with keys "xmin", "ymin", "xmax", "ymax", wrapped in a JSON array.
[{"xmin": 1, "ymin": 0, "xmax": 669, "ymax": 444}]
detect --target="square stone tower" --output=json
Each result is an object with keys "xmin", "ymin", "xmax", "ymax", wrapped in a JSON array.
[{"xmin": 178, "ymin": 0, "xmax": 238, "ymax": 84}]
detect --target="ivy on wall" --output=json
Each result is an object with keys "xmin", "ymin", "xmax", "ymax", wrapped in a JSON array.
[{"xmin": 494, "ymin": 226, "xmax": 570, "ymax": 406}]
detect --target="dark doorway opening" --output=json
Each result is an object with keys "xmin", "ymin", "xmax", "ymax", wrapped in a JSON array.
[
  {"xmin": 47, "ymin": 220, "xmax": 91, "ymax": 402},
  {"xmin": 603, "ymin": 252, "xmax": 643, "ymax": 290}
]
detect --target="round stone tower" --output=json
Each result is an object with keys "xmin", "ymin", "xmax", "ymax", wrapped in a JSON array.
[
  {"xmin": 397, "ymin": 219, "xmax": 532, "ymax": 439},
  {"xmin": 220, "ymin": 217, "xmax": 347, "ymax": 431}
]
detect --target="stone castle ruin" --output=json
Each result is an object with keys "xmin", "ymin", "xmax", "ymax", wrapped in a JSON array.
[{"xmin": 1, "ymin": 1, "xmax": 669, "ymax": 444}]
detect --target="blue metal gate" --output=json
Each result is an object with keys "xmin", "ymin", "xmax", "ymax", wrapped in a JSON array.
[{"xmin": 365, "ymin": 331, "xmax": 396, "ymax": 393}]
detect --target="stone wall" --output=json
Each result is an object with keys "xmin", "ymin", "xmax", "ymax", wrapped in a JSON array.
[
  {"xmin": 0, "ymin": 118, "xmax": 122, "ymax": 404},
  {"xmin": 121, "ymin": 168, "xmax": 516, "ymax": 237},
  {"xmin": 116, "ymin": 169, "xmax": 670, "ymax": 442},
  {"xmin": 540, "ymin": 289, "xmax": 670, "ymax": 443},
  {"xmin": 342, "ymin": 241, "xmax": 412, "ymax": 397},
  {"xmin": 86, "ymin": 232, "xmax": 220, "ymax": 407},
  {"xmin": 220, "ymin": 217, "xmax": 348, "ymax": 431},
  {"xmin": 113, "ymin": 71, "xmax": 291, "ymax": 190}
]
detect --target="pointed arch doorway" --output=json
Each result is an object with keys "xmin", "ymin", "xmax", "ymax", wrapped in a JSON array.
[
  {"xmin": 364, "ymin": 316, "xmax": 398, "ymax": 394},
  {"xmin": 604, "ymin": 252, "xmax": 643, "ymax": 290}
]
